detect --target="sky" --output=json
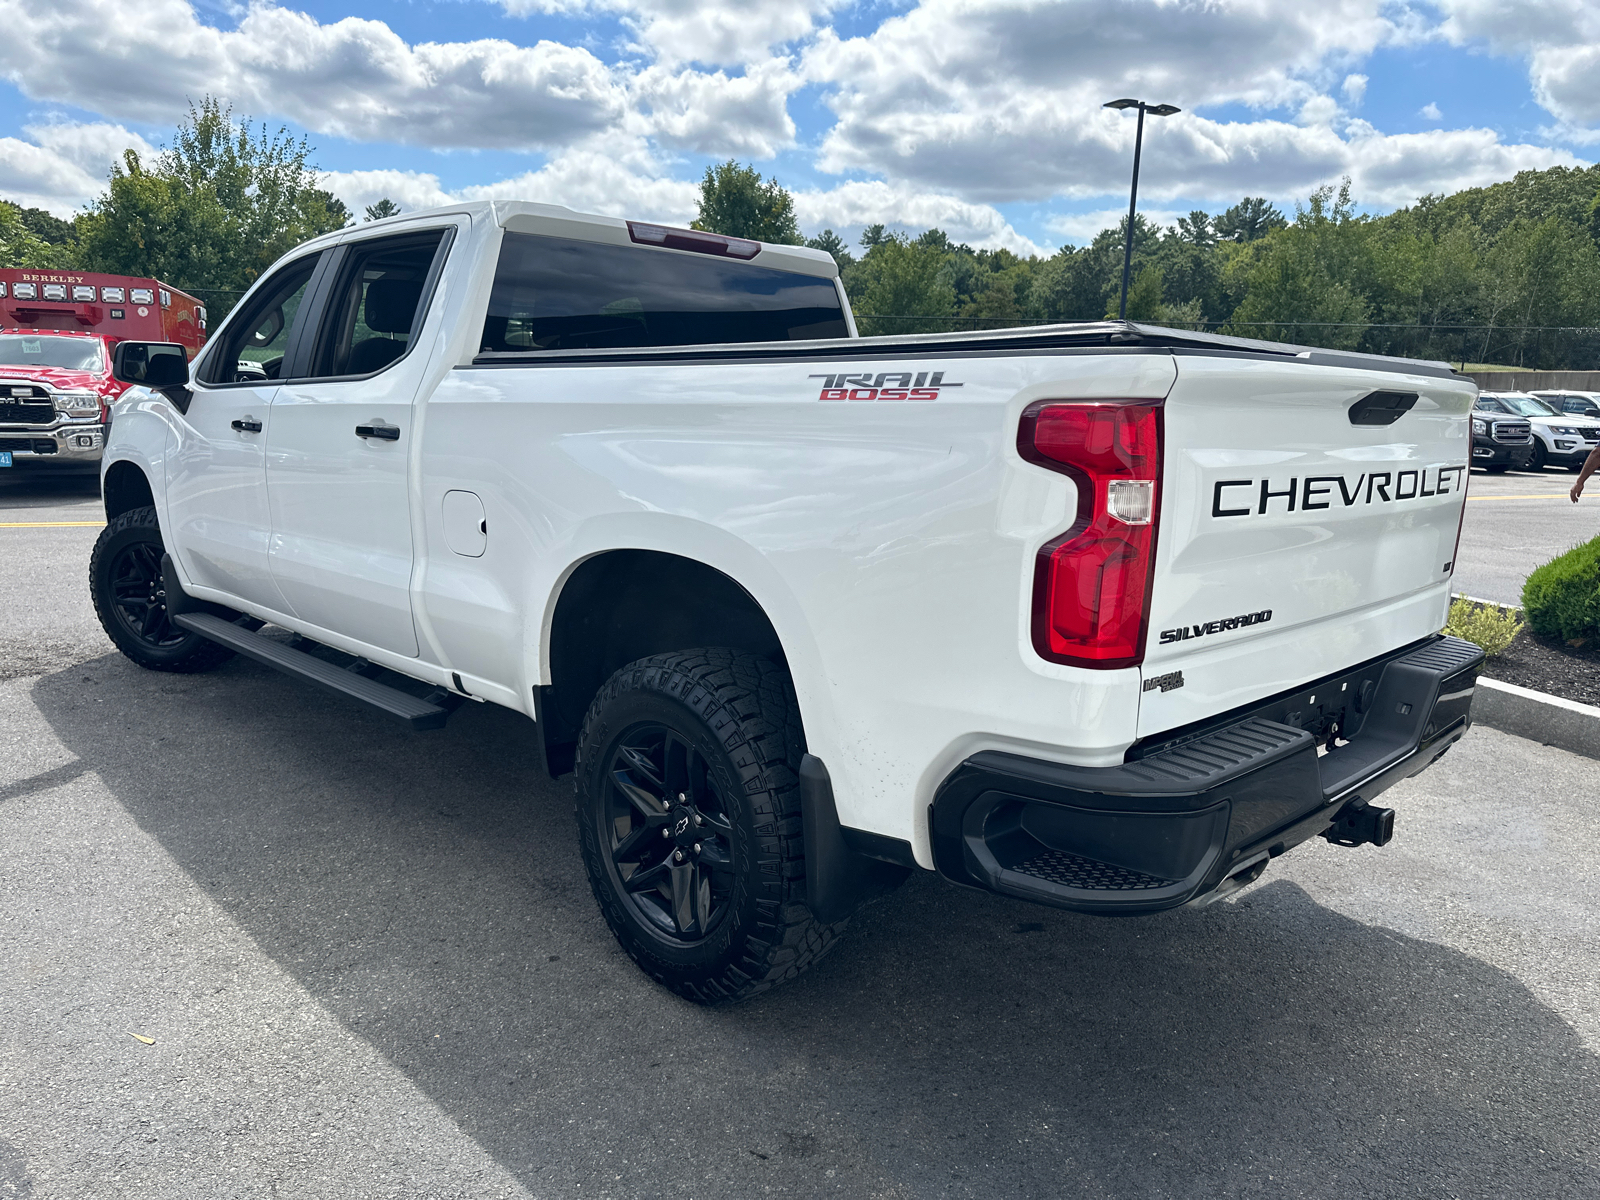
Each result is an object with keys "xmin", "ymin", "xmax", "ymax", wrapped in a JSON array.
[{"xmin": 0, "ymin": 0, "xmax": 1596, "ymax": 256}]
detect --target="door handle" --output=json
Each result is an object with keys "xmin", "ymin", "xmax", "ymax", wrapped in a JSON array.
[
  {"xmin": 231, "ymin": 417, "xmax": 263, "ymax": 433},
  {"xmin": 356, "ymin": 422, "xmax": 400, "ymax": 441}
]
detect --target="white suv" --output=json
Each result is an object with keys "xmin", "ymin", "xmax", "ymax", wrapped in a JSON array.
[
  {"xmin": 1476, "ymin": 391, "xmax": 1600, "ymax": 471},
  {"xmin": 1532, "ymin": 390, "xmax": 1600, "ymax": 423}
]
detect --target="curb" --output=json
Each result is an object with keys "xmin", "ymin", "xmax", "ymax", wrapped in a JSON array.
[
  {"xmin": 1451, "ymin": 592, "xmax": 1519, "ymax": 611},
  {"xmin": 1473, "ymin": 676, "xmax": 1600, "ymax": 760}
]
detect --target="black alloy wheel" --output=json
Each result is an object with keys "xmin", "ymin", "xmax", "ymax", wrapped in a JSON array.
[
  {"xmin": 574, "ymin": 648, "xmax": 841, "ymax": 1004},
  {"xmin": 90, "ymin": 506, "xmax": 235, "ymax": 673},
  {"xmin": 108, "ymin": 538, "xmax": 185, "ymax": 649},
  {"xmin": 603, "ymin": 725, "xmax": 737, "ymax": 941}
]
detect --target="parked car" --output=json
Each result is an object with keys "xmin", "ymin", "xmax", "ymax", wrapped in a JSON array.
[
  {"xmin": 1531, "ymin": 390, "xmax": 1600, "ymax": 421},
  {"xmin": 1475, "ymin": 391, "xmax": 1600, "ymax": 471},
  {"xmin": 92, "ymin": 201, "xmax": 1486, "ymax": 1003},
  {"xmin": 1470, "ymin": 405, "xmax": 1535, "ymax": 472}
]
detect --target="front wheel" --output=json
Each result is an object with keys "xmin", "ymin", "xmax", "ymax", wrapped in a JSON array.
[
  {"xmin": 574, "ymin": 648, "xmax": 841, "ymax": 1004},
  {"xmin": 90, "ymin": 506, "xmax": 235, "ymax": 673},
  {"xmin": 1529, "ymin": 441, "xmax": 1548, "ymax": 471}
]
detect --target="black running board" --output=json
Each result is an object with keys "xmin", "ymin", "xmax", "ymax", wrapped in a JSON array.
[{"xmin": 173, "ymin": 612, "xmax": 456, "ymax": 730}]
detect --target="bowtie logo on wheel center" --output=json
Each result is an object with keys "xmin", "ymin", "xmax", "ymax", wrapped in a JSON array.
[{"xmin": 671, "ymin": 806, "xmax": 696, "ymax": 844}]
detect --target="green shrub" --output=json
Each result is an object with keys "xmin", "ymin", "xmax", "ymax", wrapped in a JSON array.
[
  {"xmin": 1444, "ymin": 597, "xmax": 1524, "ymax": 657},
  {"xmin": 1521, "ymin": 535, "xmax": 1600, "ymax": 643}
]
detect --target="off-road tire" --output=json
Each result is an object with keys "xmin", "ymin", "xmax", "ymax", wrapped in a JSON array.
[
  {"xmin": 90, "ymin": 506, "xmax": 235, "ymax": 673},
  {"xmin": 574, "ymin": 648, "xmax": 842, "ymax": 1004}
]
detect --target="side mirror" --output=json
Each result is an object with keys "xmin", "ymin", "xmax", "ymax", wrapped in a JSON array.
[
  {"xmin": 112, "ymin": 341, "xmax": 189, "ymax": 387},
  {"xmin": 112, "ymin": 341, "xmax": 192, "ymax": 412}
]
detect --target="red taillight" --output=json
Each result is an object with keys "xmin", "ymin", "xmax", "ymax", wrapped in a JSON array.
[
  {"xmin": 1019, "ymin": 401, "xmax": 1163, "ymax": 668},
  {"xmin": 1448, "ymin": 456, "xmax": 1470, "ymax": 577}
]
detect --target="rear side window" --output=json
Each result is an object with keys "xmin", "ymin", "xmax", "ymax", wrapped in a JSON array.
[
  {"xmin": 308, "ymin": 231, "xmax": 446, "ymax": 379},
  {"xmin": 479, "ymin": 232, "xmax": 848, "ymax": 353}
]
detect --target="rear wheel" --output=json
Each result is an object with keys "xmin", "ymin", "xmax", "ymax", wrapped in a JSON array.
[
  {"xmin": 574, "ymin": 648, "xmax": 840, "ymax": 1004},
  {"xmin": 90, "ymin": 507, "xmax": 234, "ymax": 673}
]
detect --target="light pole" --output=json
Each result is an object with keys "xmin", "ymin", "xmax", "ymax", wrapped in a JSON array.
[{"xmin": 1104, "ymin": 98, "xmax": 1180, "ymax": 320}]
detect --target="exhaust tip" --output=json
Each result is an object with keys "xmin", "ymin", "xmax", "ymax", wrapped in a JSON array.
[{"xmin": 1188, "ymin": 853, "xmax": 1269, "ymax": 907}]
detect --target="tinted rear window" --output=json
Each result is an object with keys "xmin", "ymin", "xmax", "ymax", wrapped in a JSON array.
[{"xmin": 479, "ymin": 232, "xmax": 848, "ymax": 353}]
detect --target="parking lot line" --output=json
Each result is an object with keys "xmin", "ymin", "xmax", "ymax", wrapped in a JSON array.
[
  {"xmin": 0, "ymin": 521, "xmax": 107, "ymax": 528},
  {"xmin": 1466, "ymin": 494, "xmax": 1582, "ymax": 502}
]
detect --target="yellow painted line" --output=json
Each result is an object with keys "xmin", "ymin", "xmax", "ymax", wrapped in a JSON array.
[
  {"xmin": 0, "ymin": 520, "xmax": 106, "ymax": 527},
  {"xmin": 1467, "ymin": 494, "xmax": 1584, "ymax": 501}
]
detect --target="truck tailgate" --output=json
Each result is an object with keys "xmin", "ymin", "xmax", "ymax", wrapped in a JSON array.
[{"xmin": 1137, "ymin": 354, "xmax": 1475, "ymax": 738}]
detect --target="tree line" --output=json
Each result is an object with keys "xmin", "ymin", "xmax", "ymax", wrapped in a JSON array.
[
  {"xmin": 5, "ymin": 99, "xmax": 1600, "ymax": 368},
  {"xmin": 0, "ymin": 99, "xmax": 402, "ymax": 320},
  {"xmin": 695, "ymin": 159, "xmax": 1600, "ymax": 369}
]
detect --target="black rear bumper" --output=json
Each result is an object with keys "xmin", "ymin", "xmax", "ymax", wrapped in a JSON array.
[{"xmin": 930, "ymin": 635, "xmax": 1484, "ymax": 915}]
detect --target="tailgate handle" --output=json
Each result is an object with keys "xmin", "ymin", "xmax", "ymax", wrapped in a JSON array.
[{"xmin": 1348, "ymin": 391, "xmax": 1418, "ymax": 426}]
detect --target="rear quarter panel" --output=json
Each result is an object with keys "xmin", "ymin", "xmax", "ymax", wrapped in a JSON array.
[{"xmin": 418, "ymin": 351, "xmax": 1177, "ymax": 860}]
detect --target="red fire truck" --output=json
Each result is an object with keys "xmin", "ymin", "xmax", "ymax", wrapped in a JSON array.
[{"xmin": 0, "ymin": 268, "xmax": 207, "ymax": 472}]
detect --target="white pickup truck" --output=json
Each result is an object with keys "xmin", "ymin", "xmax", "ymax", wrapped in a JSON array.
[{"xmin": 92, "ymin": 201, "xmax": 1485, "ymax": 1003}]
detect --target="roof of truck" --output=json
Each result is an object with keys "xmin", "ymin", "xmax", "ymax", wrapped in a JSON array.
[{"xmin": 282, "ymin": 199, "xmax": 840, "ymax": 281}]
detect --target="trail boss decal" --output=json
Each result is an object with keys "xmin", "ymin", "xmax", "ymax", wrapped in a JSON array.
[
  {"xmin": 810, "ymin": 371, "xmax": 963, "ymax": 402},
  {"xmin": 1212, "ymin": 465, "xmax": 1467, "ymax": 518},
  {"xmin": 1159, "ymin": 609, "xmax": 1272, "ymax": 645}
]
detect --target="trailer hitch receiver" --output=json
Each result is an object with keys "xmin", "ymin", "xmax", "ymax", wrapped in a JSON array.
[{"xmin": 1321, "ymin": 801, "xmax": 1395, "ymax": 848}]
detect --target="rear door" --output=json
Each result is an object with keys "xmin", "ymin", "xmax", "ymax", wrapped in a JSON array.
[
  {"xmin": 1136, "ymin": 354, "xmax": 1475, "ymax": 737},
  {"xmin": 264, "ymin": 227, "xmax": 452, "ymax": 656}
]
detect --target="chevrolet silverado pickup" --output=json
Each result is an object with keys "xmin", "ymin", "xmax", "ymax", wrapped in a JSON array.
[{"xmin": 91, "ymin": 201, "xmax": 1485, "ymax": 1003}]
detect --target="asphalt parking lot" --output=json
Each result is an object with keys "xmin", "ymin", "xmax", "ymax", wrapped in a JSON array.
[
  {"xmin": 1453, "ymin": 467, "xmax": 1600, "ymax": 605},
  {"xmin": 2, "ymin": 466, "xmax": 1598, "ymax": 1199}
]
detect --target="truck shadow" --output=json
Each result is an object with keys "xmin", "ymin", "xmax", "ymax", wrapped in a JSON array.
[{"xmin": 30, "ymin": 654, "xmax": 1600, "ymax": 1198}]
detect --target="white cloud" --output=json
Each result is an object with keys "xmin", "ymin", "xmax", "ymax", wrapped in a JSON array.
[
  {"xmin": 800, "ymin": 0, "xmax": 1581, "ymax": 208},
  {"xmin": 1044, "ymin": 207, "xmax": 1188, "ymax": 245},
  {"xmin": 0, "ymin": 121, "xmax": 155, "ymax": 216},
  {"xmin": 1434, "ymin": 0, "xmax": 1600, "ymax": 129},
  {"xmin": 633, "ymin": 59, "xmax": 798, "ymax": 156},
  {"xmin": 792, "ymin": 180, "xmax": 1043, "ymax": 254},
  {"xmin": 0, "ymin": 0, "xmax": 1592, "ymax": 248},
  {"xmin": 317, "ymin": 169, "xmax": 456, "ymax": 218},
  {"xmin": 323, "ymin": 154, "xmax": 1037, "ymax": 252},
  {"xmin": 0, "ymin": 1, "xmax": 806, "ymax": 161},
  {"xmin": 498, "ymin": 0, "xmax": 840, "ymax": 66},
  {"xmin": 0, "ymin": 0, "xmax": 630, "ymax": 152},
  {"xmin": 1420, "ymin": 101, "xmax": 1442, "ymax": 120},
  {"xmin": 321, "ymin": 139, "xmax": 700, "ymax": 225}
]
